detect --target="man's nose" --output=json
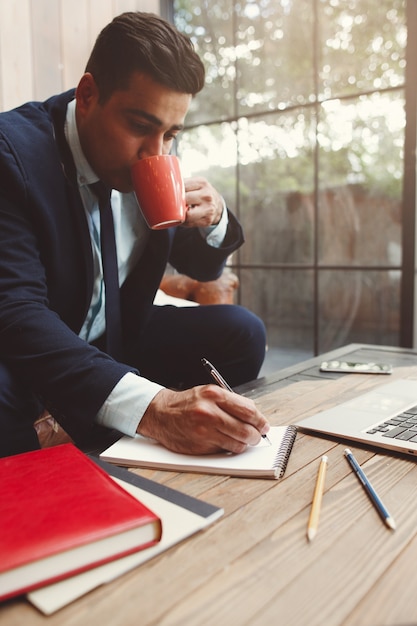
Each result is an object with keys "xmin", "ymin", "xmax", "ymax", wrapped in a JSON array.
[{"xmin": 138, "ymin": 136, "xmax": 165, "ymax": 159}]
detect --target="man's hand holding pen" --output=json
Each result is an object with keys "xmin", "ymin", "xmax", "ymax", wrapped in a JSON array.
[
  {"xmin": 201, "ymin": 358, "xmax": 272, "ymax": 445},
  {"xmin": 137, "ymin": 384, "xmax": 270, "ymax": 456}
]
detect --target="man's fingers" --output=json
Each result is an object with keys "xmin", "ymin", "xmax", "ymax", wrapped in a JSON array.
[{"xmin": 138, "ymin": 385, "xmax": 269, "ymax": 455}]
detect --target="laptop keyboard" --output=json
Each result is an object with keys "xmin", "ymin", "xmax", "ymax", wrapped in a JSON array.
[{"xmin": 367, "ymin": 405, "xmax": 417, "ymax": 442}]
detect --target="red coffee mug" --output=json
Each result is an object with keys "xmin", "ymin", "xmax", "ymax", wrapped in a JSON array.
[{"xmin": 131, "ymin": 155, "xmax": 186, "ymax": 230}]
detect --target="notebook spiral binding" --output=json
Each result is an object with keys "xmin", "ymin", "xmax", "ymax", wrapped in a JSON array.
[{"xmin": 272, "ymin": 425, "xmax": 298, "ymax": 478}]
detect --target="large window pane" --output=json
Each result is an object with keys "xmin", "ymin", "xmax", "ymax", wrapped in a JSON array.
[
  {"xmin": 178, "ymin": 123, "xmax": 238, "ymax": 207},
  {"xmin": 317, "ymin": 92, "xmax": 404, "ymax": 265},
  {"xmin": 317, "ymin": 185, "xmax": 402, "ymax": 267},
  {"xmin": 174, "ymin": 0, "xmax": 235, "ymax": 124},
  {"xmin": 240, "ymin": 268, "xmax": 315, "ymax": 352},
  {"xmin": 237, "ymin": 111, "xmax": 316, "ymax": 265},
  {"xmin": 319, "ymin": 0, "xmax": 406, "ymax": 99},
  {"xmin": 318, "ymin": 270, "xmax": 400, "ymax": 352},
  {"xmin": 235, "ymin": 0, "xmax": 314, "ymax": 115}
]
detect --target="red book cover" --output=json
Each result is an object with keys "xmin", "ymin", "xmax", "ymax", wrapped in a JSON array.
[{"xmin": 0, "ymin": 443, "xmax": 162, "ymax": 601}]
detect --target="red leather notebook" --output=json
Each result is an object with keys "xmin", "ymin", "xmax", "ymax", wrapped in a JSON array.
[{"xmin": 0, "ymin": 443, "xmax": 162, "ymax": 601}]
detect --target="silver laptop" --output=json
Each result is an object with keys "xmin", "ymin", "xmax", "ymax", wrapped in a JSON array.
[{"xmin": 295, "ymin": 379, "xmax": 417, "ymax": 457}]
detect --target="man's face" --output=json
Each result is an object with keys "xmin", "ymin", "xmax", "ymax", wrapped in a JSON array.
[{"xmin": 75, "ymin": 71, "xmax": 192, "ymax": 192}]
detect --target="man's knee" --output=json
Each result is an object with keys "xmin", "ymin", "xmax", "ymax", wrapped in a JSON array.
[
  {"xmin": 206, "ymin": 305, "xmax": 266, "ymax": 386},
  {"xmin": 219, "ymin": 305, "xmax": 266, "ymax": 353}
]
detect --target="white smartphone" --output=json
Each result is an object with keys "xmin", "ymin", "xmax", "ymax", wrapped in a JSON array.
[{"xmin": 319, "ymin": 360, "xmax": 393, "ymax": 374}]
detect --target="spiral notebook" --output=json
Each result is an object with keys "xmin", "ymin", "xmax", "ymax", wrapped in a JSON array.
[{"xmin": 100, "ymin": 425, "xmax": 297, "ymax": 479}]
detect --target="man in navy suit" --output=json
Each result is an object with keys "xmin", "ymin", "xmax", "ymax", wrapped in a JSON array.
[{"xmin": 0, "ymin": 11, "xmax": 268, "ymax": 457}]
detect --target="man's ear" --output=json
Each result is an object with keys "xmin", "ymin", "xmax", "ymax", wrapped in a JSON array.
[{"xmin": 75, "ymin": 73, "xmax": 99, "ymax": 116}]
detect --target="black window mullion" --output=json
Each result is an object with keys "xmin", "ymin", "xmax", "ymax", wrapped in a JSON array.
[{"xmin": 400, "ymin": 0, "xmax": 417, "ymax": 347}]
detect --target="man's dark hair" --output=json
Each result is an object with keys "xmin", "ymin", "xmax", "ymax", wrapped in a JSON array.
[{"xmin": 85, "ymin": 12, "xmax": 205, "ymax": 102}]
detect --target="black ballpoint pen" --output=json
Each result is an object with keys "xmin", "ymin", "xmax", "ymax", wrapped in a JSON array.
[{"xmin": 201, "ymin": 357, "xmax": 272, "ymax": 445}]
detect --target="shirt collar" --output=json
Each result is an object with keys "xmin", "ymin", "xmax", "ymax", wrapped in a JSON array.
[{"xmin": 65, "ymin": 99, "xmax": 99, "ymax": 188}]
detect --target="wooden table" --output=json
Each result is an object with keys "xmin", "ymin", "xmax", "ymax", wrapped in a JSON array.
[{"xmin": 2, "ymin": 343, "xmax": 417, "ymax": 626}]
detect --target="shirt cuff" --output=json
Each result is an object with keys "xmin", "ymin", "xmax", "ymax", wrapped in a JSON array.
[
  {"xmin": 95, "ymin": 372, "xmax": 164, "ymax": 437},
  {"xmin": 198, "ymin": 197, "xmax": 228, "ymax": 247}
]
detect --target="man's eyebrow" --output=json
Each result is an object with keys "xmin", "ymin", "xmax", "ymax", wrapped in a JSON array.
[{"xmin": 127, "ymin": 108, "xmax": 184, "ymax": 131}]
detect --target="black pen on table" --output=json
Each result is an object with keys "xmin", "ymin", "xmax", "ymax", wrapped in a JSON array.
[
  {"xmin": 201, "ymin": 357, "xmax": 272, "ymax": 445},
  {"xmin": 344, "ymin": 448, "xmax": 396, "ymax": 530}
]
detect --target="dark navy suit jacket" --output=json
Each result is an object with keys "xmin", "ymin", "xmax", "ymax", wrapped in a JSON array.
[{"xmin": 0, "ymin": 90, "xmax": 244, "ymax": 441}]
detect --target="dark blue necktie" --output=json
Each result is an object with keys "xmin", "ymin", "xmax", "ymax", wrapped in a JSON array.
[{"xmin": 90, "ymin": 182, "xmax": 122, "ymax": 360}]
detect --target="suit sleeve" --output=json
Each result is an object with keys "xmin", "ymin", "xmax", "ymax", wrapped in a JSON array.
[{"xmin": 168, "ymin": 209, "xmax": 244, "ymax": 281}]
